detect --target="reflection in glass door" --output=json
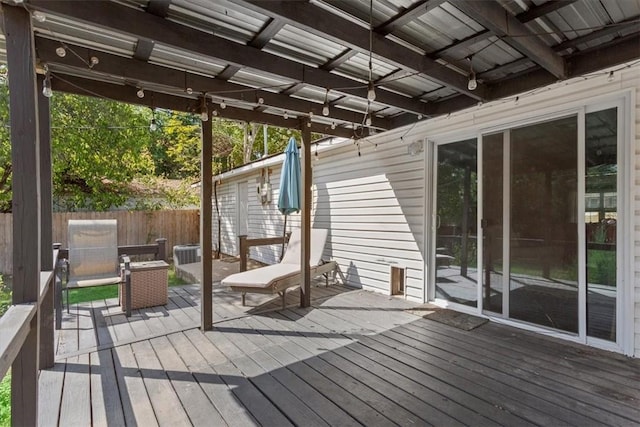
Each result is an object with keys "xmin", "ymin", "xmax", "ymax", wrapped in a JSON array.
[
  {"xmin": 509, "ymin": 116, "xmax": 578, "ymax": 332},
  {"xmin": 585, "ymin": 108, "xmax": 617, "ymax": 342},
  {"xmin": 435, "ymin": 139, "xmax": 478, "ymax": 308},
  {"xmin": 482, "ymin": 133, "xmax": 504, "ymax": 314}
]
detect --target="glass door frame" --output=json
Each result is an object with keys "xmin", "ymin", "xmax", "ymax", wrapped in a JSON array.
[
  {"xmin": 429, "ymin": 132, "xmax": 481, "ymax": 315},
  {"xmin": 427, "ymin": 93, "xmax": 633, "ymax": 355}
]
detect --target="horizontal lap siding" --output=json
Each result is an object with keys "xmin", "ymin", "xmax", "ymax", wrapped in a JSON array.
[
  {"xmin": 212, "ymin": 183, "xmax": 237, "ymax": 256},
  {"xmin": 247, "ymin": 170, "xmax": 286, "ymax": 265},
  {"xmin": 314, "ymin": 142, "xmax": 425, "ymax": 300}
]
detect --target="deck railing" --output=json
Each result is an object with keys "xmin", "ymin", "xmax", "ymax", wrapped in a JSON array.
[{"xmin": 0, "ymin": 240, "xmax": 167, "ymax": 424}]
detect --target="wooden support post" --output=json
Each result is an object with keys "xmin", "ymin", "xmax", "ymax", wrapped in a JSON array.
[
  {"xmin": 37, "ymin": 74, "xmax": 54, "ymax": 369},
  {"xmin": 4, "ymin": 5, "xmax": 41, "ymax": 425},
  {"xmin": 155, "ymin": 237, "xmax": 167, "ymax": 261},
  {"xmin": 300, "ymin": 120, "xmax": 311, "ymax": 307},
  {"xmin": 239, "ymin": 235, "xmax": 248, "ymax": 272},
  {"xmin": 200, "ymin": 108, "xmax": 213, "ymax": 330}
]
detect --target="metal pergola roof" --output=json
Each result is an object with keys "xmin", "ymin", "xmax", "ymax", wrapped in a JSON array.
[{"xmin": 2, "ymin": 0, "xmax": 638, "ymax": 138}]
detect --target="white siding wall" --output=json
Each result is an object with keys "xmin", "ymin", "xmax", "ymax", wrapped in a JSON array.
[
  {"xmin": 212, "ymin": 181, "xmax": 237, "ymax": 255},
  {"xmin": 312, "ymin": 141, "xmax": 425, "ymax": 300},
  {"xmin": 213, "ymin": 63, "xmax": 640, "ymax": 356}
]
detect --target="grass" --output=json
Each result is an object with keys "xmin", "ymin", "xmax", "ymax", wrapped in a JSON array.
[
  {"xmin": 67, "ymin": 264, "xmax": 188, "ymax": 305},
  {"xmin": 0, "ymin": 371, "xmax": 8, "ymax": 427},
  {"xmin": 0, "ymin": 266, "xmax": 188, "ymax": 425}
]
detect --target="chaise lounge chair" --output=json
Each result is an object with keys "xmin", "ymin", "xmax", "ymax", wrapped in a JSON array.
[{"xmin": 222, "ymin": 228, "xmax": 345, "ymax": 309}]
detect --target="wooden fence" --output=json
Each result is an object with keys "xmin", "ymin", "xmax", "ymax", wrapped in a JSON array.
[{"xmin": 0, "ymin": 209, "xmax": 200, "ymax": 274}]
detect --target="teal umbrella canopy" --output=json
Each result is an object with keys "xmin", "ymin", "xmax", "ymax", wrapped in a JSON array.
[{"xmin": 278, "ymin": 137, "xmax": 301, "ymax": 215}]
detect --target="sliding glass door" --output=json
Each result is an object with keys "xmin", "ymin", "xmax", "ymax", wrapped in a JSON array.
[{"xmin": 435, "ymin": 106, "xmax": 620, "ymax": 343}]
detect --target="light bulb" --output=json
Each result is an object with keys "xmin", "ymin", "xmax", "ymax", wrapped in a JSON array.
[
  {"xmin": 33, "ymin": 11, "xmax": 46, "ymax": 22},
  {"xmin": 308, "ymin": 111, "xmax": 314, "ymax": 118},
  {"xmin": 212, "ymin": 109, "xmax": 218, "ymax": 117},
  {"xmin": 186, "ymin": 87, "xmax": 193, "ymax": 95},
  {"xmin": 200, "ymin": 110, "xmax": 209, "ymax": 121},
  {"xmin": 331, "ymin": 122, "xmax": 336, "ymax": 130},
  {"xmin": 42, "ymin": 77, "xmax": 52, "ymax": 98},
  {"xmin": 55, "ymin": 46, "xmax": 66, "ymax": 58},
  {"xmin": 136, "ymin": 88, "xmax": 145, "ymax": 98},
  {"xmin": 90, "ymin": 56, "xmax": 99, "ymax": 67},
  {"xmin": 514, "ymin": 96, "xmax": 519, "ymax": 105},
  {"xmin": 365, "ymin": 114, "xmax": 372, "ymax": 126},
  {"xmin": 367, "ymin": 81, "xmax": 376, "ymax": 102},
  {"xmin": 283, "ymin": 111, "xmax": 288, "ymax": 120},
  {"xmin": 322, "ymin": 103, "xmax": 330, "ymax": 116},
  {"xmin": 314, "ymin": 151, "xmax": 319, "ymax": 161},
  {"xmin": 220, "ymin": 100, "xmax": 226, "ymax": 109},
  {"xmin": 307, "ymin": 121, "xmax": 312, "ymax": 128},
  {"xmin": 149, "ymin": 118, "xmax": 157, "ymax": 132},
  {"xmin": 607, "ymin": 71, "xmax": 614, "ymax": 82},
  {"xmin": 257, "ymin": 97, "xmax": 264, "ymax": 104},
  {"xmin": 467, "ymin": 72, "xmax": 477, "ymax": 91},
  {"xmin": 417, "ymin": 114, "xmax": 423, "ymax": 120}
]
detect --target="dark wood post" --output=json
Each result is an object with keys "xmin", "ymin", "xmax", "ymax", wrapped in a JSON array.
[
  {"xmin": 4, "ymin": 5, "xmax": 41, "ymax": 424},
  {"xmin": 155, "ymin": 237, "xmax": 167, "ymax": 261},
  {"xmin": 200, "ymin": 106, "xmax": 213, "ymax": 330},
  {"xmin": 300, "ymin": 120, "xmax": 311, "ymax": 307},
  {"xmin": 239, "ymin": 235, "xmax": 248, "ymax": 272},
  {"xmin": 38, "ymin": 74, "xmax": 55, "ymax": 369}
]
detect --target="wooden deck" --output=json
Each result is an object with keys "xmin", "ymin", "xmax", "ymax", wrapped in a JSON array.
[{"xmin": 42, "ymin": 284, "xmax": 640, "ymax": 427}]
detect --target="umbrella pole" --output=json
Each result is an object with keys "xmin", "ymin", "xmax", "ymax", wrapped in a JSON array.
[{"xmin": 280, "ymin": 214, "xmax": 287, "ymax": 261}]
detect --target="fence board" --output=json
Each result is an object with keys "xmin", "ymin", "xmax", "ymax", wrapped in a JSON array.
[{"xmin": 0, "ymin": 210, "xmax": 199, "ymax": 274}]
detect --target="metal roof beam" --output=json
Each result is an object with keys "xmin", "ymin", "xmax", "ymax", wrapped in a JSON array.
[
  {"xmin": 249, "ymin": 18, "xmax": 285, "ymax": 49},
  {"xmin": 133, "ymin": 38, "xmax": 155, "ymax": 61},
  {"xmin": 35, "ymin": 37, "xmax": 390, "ymax": 129},
  {"xmin": 30, "ymin": 0, "xmax": 431, "ymax": 116},
  {"xmin": 489, "ymin": 33, "xmax": 640, "ymax": 99},
  {"xmin": 432, "ymin": 1, "xmax": 576, "ymax": 62},
  {"xmin": 450, "ymin": 0, "xmax": 566, "ymax": 79},
  {"xmin": 50, "ymin": 75, "xmax": 355, "ymax": 138},
  {"xmin": 235, "ymin": 0, "xmax": 487, "ymax": 100},
  {"xmin": 375, "ymin": 0, "xmax": 446, "ymax": 35},
  {"xmin": 320, "ymin": 49, "xmax": 358, "ymax": 71},
  {"xmin": 146, "ymin": 0, "xmax": 171, "ymax": 18}
]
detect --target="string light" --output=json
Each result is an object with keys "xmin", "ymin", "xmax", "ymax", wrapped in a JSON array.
[
  {"xmin": 186, "ymin": 87, "xmax": 193, "ymax": 95},
  {"xmin": 283, "ymin": 111, "xmax": 288, "ymax": 120},
  {"xmin": 149, "ymin": 108, "xmax": 157, "ymax": 132},
  {"xmin": 308, "ymin": 111, "xmax": 314, "ymax": 118},
  {"xmin": 322, "ymin": 88, "xmax": 330, "ymax": 116},
  {"xmin": 365, "ymin": 113, "xmax": 372, "ymax": 126},
  {"xmin": 200, "ymin": 97, "xmax": 208, "ymax": 121},
  {"xmin": 257, "ymin": 96, "xmax": 264, "ymax": 104},
  {"xmin": 514, "ymin": 96, "xmax": 519, "ymax": 105},
  {"xmin": 55, "ymin": 46, "xmax": 66, "ymax": 58},
  {"xmin": 42, "ymin": 72, "xmax": 53, "ymax": 98},
  {"xmin": 219, "ymin": 99, "xmax": 226, "ymax": 109},
  {"xmin": 367, "ymin": 81, "xmax": 376, "ymax": 102},
  {"xmin": 212, "ymin": 109, "xmax": 218, "ymax": 117},
  {"xmin": 33, "ymin": 11, "xmax": 46, "ymax": 22},
  {"xmin": 607, "ymin": 71, "xmax": 614, "ymax": 82},
  {"xmin": 331, "ymin": 122, "xmax": 336, "ymax": 130},
  {"xmin": 136, "ymin": 88, "xmax": 145, "ymax": 98},
  {"xmin": 467, "ymin": 56, "xmax": 477, "ymax": 91},
  {"xmin": 89, "ymin": 56, "xmax": 99, "ymax": 67}
]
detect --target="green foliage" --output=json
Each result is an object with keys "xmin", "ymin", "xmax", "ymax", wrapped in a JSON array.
[
  {"xmin": 51, "ymin": 93, "xmax": 154, "ymax": 211},
  {"xmin": 0, "ymin": 82, "xmax": 330, "ymax": 212},
  {"xmin": 0, "ymin": 275, "xmax": 10, "ymax": 318},
  {"xmin": 0, "ymin": 370, "xmax": 9, "ymax": 427}
]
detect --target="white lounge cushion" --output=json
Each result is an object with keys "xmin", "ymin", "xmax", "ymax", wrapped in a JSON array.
[{"xmin": 222, "ymin": 264, "xmax": 300, "ymax": 289}]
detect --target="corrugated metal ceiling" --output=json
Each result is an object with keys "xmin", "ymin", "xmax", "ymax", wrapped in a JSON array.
[{"xmin": 12, "ymin": 0, "xmax": 639, "ymax": 137}]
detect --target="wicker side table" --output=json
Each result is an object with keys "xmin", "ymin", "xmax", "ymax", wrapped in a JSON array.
[{"xmin": 120, "ymin": 260, "xmax": 168, "ymax": 310}]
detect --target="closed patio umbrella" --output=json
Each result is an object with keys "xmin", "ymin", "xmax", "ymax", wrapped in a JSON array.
[{"xmin": 277, "ymin": 137, "xmax": 301, "ymax": 259}]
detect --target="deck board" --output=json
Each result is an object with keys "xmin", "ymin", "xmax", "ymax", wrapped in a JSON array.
[{"xmin": 43, "ymin": 283, "xmax": 640, "ymax": 427}]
